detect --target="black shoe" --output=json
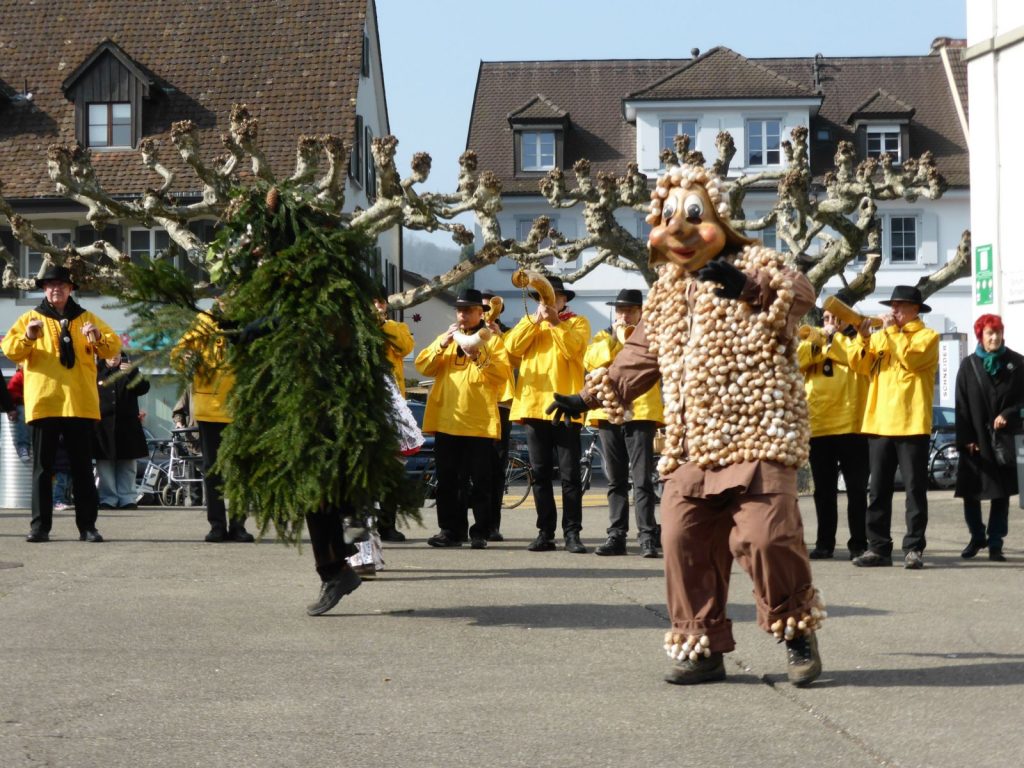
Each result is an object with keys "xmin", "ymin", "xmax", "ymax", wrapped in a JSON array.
[
  {"xmin": 989, "ymin": 549, "xmax": 1007, "ymax": 562},
  {"xmin": 486, "ymin": 531, "xmax": 504, "ymax": 542},
  {"xmin": 228, "ymin": 528, "xmax": 255, "ymax": 543},
  {"xmin": 427, "ymin": 532, "xmax": 462, "ymax": 548},
  {"xmin": 848, "ymin": 549, "xmax": 865, "ymax": 561},
  {"xmin": 98, "ymin": 502, "xmax": 115, "ymax": 510},
  {"xmin": 79, "ymin": 529, "xmax": 104, "ymax": 543},
  {"xmin": 118, "ymin": 502, "xmax": 138, "ymax": 510},
  {"xmin": 25, "ymin": 532, "xmax": 49, "ymax": 543},
  {"xmin": 785, "ymin": 634, "xmax": 822, "ymax": 686},
  {"xmin": 527, "ymin": 533, "xmax": 556, "ymax": 552},
  {"xmin": 808, "ymin": 548, "xmax": 833, "ymax": 560},
  {"xmin": 378, "ymin": 528, "xmax": 407, "ymax": 543},
  {"xmin": 852, "ymin": 551, "xmax": 892, "ymax": 568},
  {"xmin": 564, "ymin": 532, "xmax": 587, "ymax": 554},
  {"xmin": 595, "ymin": 535, "xmax": 626, "ymax": 556},
  {"xmin": 664, "ymin": 652, "xmax": 726, "ymax": 685},
  {"xmin": 306, "ymin": 568, "xmax": 362, "ymax": 616},
  {"xmin": 961, "ymin": 539, "xmax": 986, "ymax": 559},
  {"xmin": 470, "ymin": 537, "xmax": 488, "ymax": 549},
  {"xmin": 640, "ymin": 538, "xmax": 660, "ymax": 558},
  {"xmin": 204, "ymin": 529, "xmax": 228, "ymax": 543}
]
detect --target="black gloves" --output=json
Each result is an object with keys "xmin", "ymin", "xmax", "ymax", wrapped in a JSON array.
[
  {"xmin": 546, "ymin": 393, "xmax": 588, "ymax": 426},
  {"xmin": 696, "ymin": 259, "xmax": 748, "ymax": 300}
]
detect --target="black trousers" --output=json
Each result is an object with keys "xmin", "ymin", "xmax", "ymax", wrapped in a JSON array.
[
  {"xmin": 434, "ymin": 432, "xmax": 494, "ymax": 541},
  {"xmin": 524, "ymin": 418, "xmax": 582, "ymax": 538},
  {"xmin": 306, "ymin": 503, "xmax": 358, "ymax": 582},
  {"xmin": 198, "ymin": 421, "xmax": 247, "ymax": 534},
  {"xmin": 808, "ymin": 433, "xmax": 868, "ymax": 554},
  {"xmin": 866, "ymin": 434, "xmax": 930, "ymax": 556},
  {"xmin": 30, "ymin": 417, "xmax": 98, "ymax": 536},
  {"xmin": 597, "ymin": 419, "xmax": 658, "ymax": 540},
  {"xmin": 488, "ymin": 406, "xmax": 512, "ymax": 534},
  {"xmin": 963, "ymin": 496, "xmax": 1010, "ymax": 551}
]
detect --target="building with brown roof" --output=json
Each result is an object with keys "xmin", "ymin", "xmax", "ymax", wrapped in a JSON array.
[{"xmin": 467, "ymin": 41, "xmax": 972, "ymax": 345}]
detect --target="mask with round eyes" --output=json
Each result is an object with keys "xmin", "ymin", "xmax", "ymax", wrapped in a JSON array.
[{"xmin": 648, "ymin": 186, "xmax": 727, "ymax": 272}]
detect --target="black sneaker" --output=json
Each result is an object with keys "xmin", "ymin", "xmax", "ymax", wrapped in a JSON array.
[
  {"xmin": 306, "ymin": 568, "xmax": 361, "ymax": 616},
  {"xmin": 229, "ymin": 528, "xmax": 255, "ymax": 543},
  {"xmin": 427, "ymin": 532, "xmax": 462, "ymax": 548},
  {"xmin": 640, "ymin": 538, "xmax": 660, "ymax": 558},
  {"xmin": 785, "ymin": 634, "xmax": 822, "ymax": 686},
  {"xmin": 852, "ymin": 551, "xmax": 892, "ymax": 567},
  {"xmin": 808, "ymin": 548, "xmax": 833, "ymax": 560},
  {"xmin": 564, "ymin": 532, "xmax": 587, "ymax": 554},
  {"xmin": 379, "ymin": 528, "xmax": 407, "ymax": 543},
  {"xmin": 664, "ymin": 652, "xmax": 726, "ymax": 685},
  {"xmin": 26, "ymin": 531, "xmax": 49, "ymax": 543},
  {"xmin": 204, "ymin": 529, "xmax": 228, "ymax": 543},
  {"xmin": 595, "ymin": 535, "xmax": 626, "ymax": 556},
  {"xmin": 470, "ymin": 537, "xmax": 488, "ymax": 549},
  {"xmin": 527, "ymin": 533, "xmax": 556, "ymax": 552},
  {"xmin": 79, "ymin": 529, "xmax": 104, "ymax": 543}
]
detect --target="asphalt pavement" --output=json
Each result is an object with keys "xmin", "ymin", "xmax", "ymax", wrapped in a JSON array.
[{"xmin": 1, "ymin": 489, "xmax": 1022, "ymax": 768}]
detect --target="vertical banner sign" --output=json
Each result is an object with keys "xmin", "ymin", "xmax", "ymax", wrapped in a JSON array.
[
  {"xmin": 975, "ymin": 244, "xmax": 994, "ymax": 306},
  {"xmin": 937, "ymin": 334, "xmax": 966, "ymax": 408}
]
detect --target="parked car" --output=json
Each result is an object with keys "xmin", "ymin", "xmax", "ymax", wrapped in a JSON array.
[{"xmin": 404, "ymin": 400, "xmax": 435, "ymax": 482}]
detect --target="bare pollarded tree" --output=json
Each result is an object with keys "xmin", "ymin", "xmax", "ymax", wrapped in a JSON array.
[{"xmin": 0, "ymin": 105, "xmax": 969, "ymax": 309}]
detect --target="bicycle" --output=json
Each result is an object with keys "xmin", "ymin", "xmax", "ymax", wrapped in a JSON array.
[
  {"xmin": 928, "ymin": 439, "xmax": 959, "ymax": 489},
  {"xmin": 419, "ymin": 452, "xmax": 534, "ymax": 510}
]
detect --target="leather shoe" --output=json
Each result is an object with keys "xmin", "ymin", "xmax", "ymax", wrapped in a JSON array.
[
  {"xmin": 486, "ymin": 531, "xmax": 504, "ymax": 542},
  {"xmin": 564, "ymin": 532, "xmax": 587, "ymax": 554},
  {"xmin": 808, "ymin": 548, "xmax": 833, "ymax": 560},
  {"xmin": 961, "ymin": 539, "xmax": 986, "ymax": 559},
  {"xmin": 204, "ymin": 529, "xmax": 228, "ymax": 543},
  {"xmin": 228, "ymin": 528, "xmax": 255, "ymax": 543},
  {"xmin": 427, "ymin": 532, "xmax": 462, "ymax": 548},
  {"xmin": 470, "ymin": 537, "xmax": 487, "ymax": 549},
  {"xmin": 664, "ymin": 652, "xmax": 726, "ymax": 685},
  {"xmin": 852, "ymin": 551, "xmax": 892, "ymax": 567},
  {"xmin": 989, "ymin": 549, "xmax": 1007, "ymax": 562},
  {"xmin": 80, "ymin": 529, "xmax": 104, "ymax": 543},
  {"xmin": 640, "ymin": 538, "xmax": 659, "ymax": 558},
  {"xmin": 378, "ymin": 527, "xmax": 407, "ymax": 543},
  {"xmin": 527, "ymin": 533, "xmax": 556, "ymax": 552},
  {"xmin": 595, "ymin": 535, "xmax": 626, "ymax": 556},
  {"xmin": 25, "ymin": 532, "xmax": 49, "ymax": 543},
  {"xmin": 306, "ymin": 568, "xmax": 361, "ymax": 616}
]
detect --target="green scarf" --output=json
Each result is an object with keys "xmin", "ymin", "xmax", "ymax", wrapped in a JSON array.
[{"xmin": 975, "ymin": 343, "xmax": 1006, "ymax": 376}]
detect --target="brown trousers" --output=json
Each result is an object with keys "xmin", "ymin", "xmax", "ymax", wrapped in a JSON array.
[{"xmin": 662, "ymin": 484, "xmax": 816, "ymax": 653}]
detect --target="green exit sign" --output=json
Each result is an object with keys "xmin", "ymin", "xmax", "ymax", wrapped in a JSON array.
[{"xmin": 975, "ymin": 244, "xmax": 993, "ymax": 306}]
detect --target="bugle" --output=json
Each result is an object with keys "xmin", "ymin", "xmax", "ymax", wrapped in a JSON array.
[
  {"xmin": 511, "ymin": 268, "xmax": 556, "ymax": 306},
  {"xmin": 452, "ymin": 295, "xmax": 503, "ymax": 356},
  {"xmin": 822, "ymin": 295, "xmax": 883, "ymax": 331},
  {"xmin": 615, "ymin": 324, "xmax": 635, "ymax": 344},
  {"xmin": 797, "ymin": 325, "xmax": 826, "ymax": 345}
]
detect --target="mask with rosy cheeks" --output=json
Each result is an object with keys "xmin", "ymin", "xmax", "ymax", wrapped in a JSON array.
[{"xmin": 648, "ymin": 187, "xmax": 729, "ymax": 272}]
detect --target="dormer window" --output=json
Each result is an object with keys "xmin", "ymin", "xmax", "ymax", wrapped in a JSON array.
[
  {"xmin": 508, "ymin": 94, "xmax": 568, "ymax": 176},
  {"xmin": 520, "ymin": 130, "xmax": 556, "ymax": 171},
  {"xmin": 88, "ymin": 103, "xmax": 132, "ymax": 148},
  {"xmin": 866, "ymin": 125, "xmax": 901, "ymax": 163}
]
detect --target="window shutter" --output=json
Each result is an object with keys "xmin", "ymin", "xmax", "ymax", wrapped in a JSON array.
[
  {"xmin": 350, "ymin": 115, "xmax": 364, "ymax": 185},
  {"xmin": 919, "ymin": 214, "xmax": 938, "ymax": 265},
  {"xmin": 365, "ymin": 126, "xmax": 376, "ymax": 202},
  {"xmin": 100, "ymin": 224, "xmax": 122, "ymax": 252},
  {"xmin": 74, "ymin": 225, "xmax": 95, "ymax": 247},
  {"xmin": 0, "ymin": 229, "xmax": 18, "ymax": 295}
]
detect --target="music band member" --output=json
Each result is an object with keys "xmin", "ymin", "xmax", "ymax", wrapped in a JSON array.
[
  {"xmin": 415, "ymin": 289, "xmax": 512, "ymax": 548},
  {"xmin": 505, "ymin": 274, "xmax": 591, "ymax": 553},
  {"xmin": 585, "ymin": 288, "xmax": 664, "ymax": 558},
  {"xmin": 481, "ymin": 289, "xmax": 515, "ymax": 542}
]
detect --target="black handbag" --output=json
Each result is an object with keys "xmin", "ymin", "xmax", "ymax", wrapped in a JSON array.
[{"xmin": 970, "ymin": 358, "xmax": 1016, "ymax": 467}]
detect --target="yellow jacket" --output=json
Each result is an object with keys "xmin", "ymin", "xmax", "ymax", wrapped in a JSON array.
[
  {"xmin": 851, "ymin": 319, "xmax": 939, "ymax": 436},
  {"xmin": 171, "ymin": 314, "xmax": 235, "ymax": 424},
  {"xmin": 505, "ymin": 313, "xmax": 590, "ymax": 422},
  {"xmin": 415, "ymin": 331, "xmax": 513, "ymax": 439},
  {"xmin": 583, "ymin": 328, "xmax": 664, "ymax": 424},
  {"xmin": 382, "ymin": 319, "xmax": 414, "ymax": 397},
  {"xmin": 798, "ymin": 330, "xmax": 867, "ymax": 437},
  {"xmin": 2, "ymin": 307, "xmax": 120, "ymax": 422}
]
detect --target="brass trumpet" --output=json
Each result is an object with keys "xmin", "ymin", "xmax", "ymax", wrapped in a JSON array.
[
  {"xmin": 511, "ymin": 268, "xmax": 556, "ymax": 306},
  {"xmin": 822, "ymin": 295, "xmax": 883, "ymax": 332}
]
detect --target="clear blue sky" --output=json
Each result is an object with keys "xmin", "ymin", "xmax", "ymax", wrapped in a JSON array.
[{"xmin": 377, "ymin": 0, "xmax": 967, "ymax": 233}]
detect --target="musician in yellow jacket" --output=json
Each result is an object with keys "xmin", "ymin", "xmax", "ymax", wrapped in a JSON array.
[
  {"xmin": 172, "ymin": 307, "xmax": 254, "ymax": 544},
  {"xmin": 374, "ymin": 286, "xmax": 415, "ymax": 397},
  {"xmin": 505, "ymin": 275, "xmax": 591, "ymax": 553},
  {"xmin": 2, "ymin": 265, "xmax": 120, "ymax": 543},
  {"xmin": 848, "ymin": 286, "xmax": 939, "ymax": 570},
  {"xmin": 481, "ymin": 289, "xmax": 515, "ymax": 542},
  {"xmin": 798, "ymin": 307, "xmax": 869, "ymax": 561},
  {"xmin": 415, "ymin": 289, "xmax": 512, "ymax": 548},
  {"xmin": 585, "ymin": 289, "xmax": 664, "ymax": 558}
]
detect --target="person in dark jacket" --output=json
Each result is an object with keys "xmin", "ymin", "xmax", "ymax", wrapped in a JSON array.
[
  {"xmin": 94, "ymin": 352, "xmax": 151, "ymax": 509},
  {"xmin": 955, "ymin": 314, "xmax": 1024, "ymax": 562}
]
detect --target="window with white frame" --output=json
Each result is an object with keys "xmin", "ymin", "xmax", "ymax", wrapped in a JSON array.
[
  {"xmin": 129, "ymin": 228, "xmax": 173, "ymax": 265},
  {"xmin": 660, "ymin": 119, "xmax": 697, "ymax": 162},
  {"xmin": 520, "ymin": 131, "xmax": 556, "ymax": 171},
  {"xmin": 88, "ymin": 103, "xmax": 132, "ymax": 148},
  {"xmin": 888, "ymin": 215, "xmax": 918, "ymax": 263},
  {"xmin": 746, "ymin": 119, "xmax": 781, "ymax": 166},
  {"xmin": 24, "ymin": 231, "xmax": 72, "ymax": 286},
  {"xmin": 516, "ymin": 217, "xmax": 559, "ymax": 267},
  {"xmin": 866, "ymin": 126, "xmax": 901, "ymax": 162}
]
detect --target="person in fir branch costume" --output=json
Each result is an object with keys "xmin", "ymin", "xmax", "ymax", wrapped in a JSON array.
[
  {"xmin": 120, "ymin": 183, "xmax": 420, "ymax": 615},
  {"xmin": 549, "ymin": 162, "xmax": 826, "ymax": 686}
]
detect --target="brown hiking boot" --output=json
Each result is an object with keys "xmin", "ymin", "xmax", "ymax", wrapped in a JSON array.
[
  {"xmin": 785, "ymin": 633, "xmax": 822, "ymax": 686},
  {"xmin": 664, "ymin": 652, "xmax": 726, "ymax": 685}
]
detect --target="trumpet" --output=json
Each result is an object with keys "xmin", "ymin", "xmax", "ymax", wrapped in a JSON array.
[
  {"xmin": 511, "ymin": 268, "xmax": 556, "ymax": 306},
  {"xmin": 822, "ymin": 295, "xmax": 883, "ymax": 332},
  {"xmin": 797, "ymin": 325, "xmax": 826, "ymax": 345},
  {"xmin": 614, "ymin": 323, "xmax": 635, "ymax": 345}
]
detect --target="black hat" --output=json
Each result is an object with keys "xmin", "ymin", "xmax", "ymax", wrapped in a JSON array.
[
  {"xmin": 454, "ymin": 288, "xmax": 486, "ymax": 308},
  {"xmin": 480, "ymin": 289, "xmax": 498, "ymax": 299},
  {"xmin": 880, "ymin": 285, "xmax": 931, "ymax": 313},
  {"xmin": 35, "ymin": 264, "xmax": 78, "ymax": 290},
  {"xmin": 605, "ymin": 288, "xmax": 643, "ymax": 307},
  {"xmin": 530, "ymin": 275, "xmax": 575, "ymax": 302}
]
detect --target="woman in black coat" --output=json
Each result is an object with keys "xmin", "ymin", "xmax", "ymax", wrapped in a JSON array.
[
  {"xmin": 954, "ymin": 314, "xmax": 1024, "ymax": 561},
  {"xmin": 94, "ymin": 353, "xmax": 151, "ymax": 509}
]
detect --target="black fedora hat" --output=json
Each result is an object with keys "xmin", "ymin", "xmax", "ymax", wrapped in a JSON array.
[
  {"xmin": 605, "ymin": 288, "xmax": 643, "ymax": 307},
  {"xmin": 454, "ymin": 288, "xmax": 486, "ymax": 308},
  {"xmin": 880, "ymin": 285, "xmax": 931, "ymax": 313},
  {"xmin": 530, "ymin": 275, "xmax": 575, "ymax": 302},
  {"xmin": 35, "ymin": 264, "xmax": 78, "ymax": 290}
]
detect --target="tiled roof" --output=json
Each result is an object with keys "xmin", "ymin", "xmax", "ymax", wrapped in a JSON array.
[
  {"xmin": 848, "ymin": 89, "xmax": 916, "ymax": 121},
  {"xmin": 0, "ymin": 0, "xmax": 370, "ymax": 200},
  {"xmin": 508, "ymin": 94, "xmax": 568, "ymax": 123},
  {"xmin": 467, "ymin": 45, "xmax": 969, "ymax": 193},
  {"xmin": 627, "ymin": 47, "xmax": 814, "ymax": 101}
]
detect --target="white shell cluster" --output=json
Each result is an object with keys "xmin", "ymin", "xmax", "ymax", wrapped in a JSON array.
[
  {"xmin": 585, "ymin": 366, "xmax": 633, "ymax": 424},
  {"xmin": 771, "ymin": 588, "xmax": 827, "ymax": 641},
  {"xmin": 663, "ymin": 631, "xmax": 713, "ymax": 662},
  {"xmin": 646, "ymin": 163, "xmax": 731, "ymax": 226},
  {"xmin": 644, "ymin": 245, "xmax": 811, "ymax": 476}
]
